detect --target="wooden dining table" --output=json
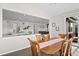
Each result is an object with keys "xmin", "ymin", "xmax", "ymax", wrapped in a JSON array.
[{"xmin": 38, "ymin": 38, "xmax": 65, "ymax": 55}]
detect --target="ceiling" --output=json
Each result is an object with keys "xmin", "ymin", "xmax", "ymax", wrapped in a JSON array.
[
  {"xmin": 3, "ymin": 9, "xmax": 49, "ymax": 24},
  {"xmin": 38, "ymin": 3, "xmax": 79, "ymax": 16},
  {"xmin": 1, "ymin": 3, "xmax": 79, "ymax": 19},
  {"xmin": 29, "ymin": 3, "xmax": 79, "ymax": 15}
]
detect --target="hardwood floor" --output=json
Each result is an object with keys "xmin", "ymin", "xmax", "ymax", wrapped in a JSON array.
[
  {"xmin": 2, "ymin": 47, "xmax": 59, "ymax": 56},
  {"xmin": 2, "ymin": 46, "xmax": 79, "ymax": 56},
  {"xmin": 3, "ymin": 47, "xmax": 32, "ymax": 56}
]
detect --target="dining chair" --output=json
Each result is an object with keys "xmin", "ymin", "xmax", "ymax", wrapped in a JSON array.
[
  {"xmin": 27, "ymin": 38, "xmax": 40, "ymax": 56},
  {"xmin": 42, "ymin": 34, "xmax": 50, "ymax": 41},
  {"xmin": 59, "ymin": 33, "xmax": 67, "ymax": 39},
  {"xmin": 68, "ymin": 38, "xmax": 73, "ymax": 56},
  {"xmin": 62, "ymin": 41, "xmax": 68, "ymax": 56},
  {"xmin": 27, "ymin": 34, "xmax": 43, "ymax": 56},
  {"xmin": 36, "ymin": 34, "xmax": 43, "ymax": 43},
  {"xmin": 63, "ymin": 38, "xmax": 73, "ymax": 56}
]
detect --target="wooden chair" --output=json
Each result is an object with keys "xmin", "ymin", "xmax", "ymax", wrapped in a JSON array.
[
  {"xmin": 27, "ymin": 34, "xmax": 42, "ymax": 56},
  {"xmin": 42, "ymin": 34, "xmax": 50, "ymax": 41},
  {"xmin": 62, "ymin": 38, "xmax": 73, "ymax": 56},
  {"xmin": 62, "ymin": 41, "xmax": 68, "ymax": 56},
  {"xmin": 59, "ymin": 33, "xmax": 66, "ymax": 39},
  {"xmin": 36, "ymin": 34, "xmax": 43, "ymax": 43},
  {"xmin": 27, "ymin": 38, "xmax": 40, "ymax": 56}
]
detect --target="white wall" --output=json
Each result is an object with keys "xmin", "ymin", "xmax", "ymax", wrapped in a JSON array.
[
  {"xmin": 0, "ymin": 8, "xmax": 35, "ymax": 55},
  {"xmin": 49, "ymin": 16, "xmax": 66, "ymax": 37},
  {"xmin": 49, "ymin": 10, "xmax": 79, "ymax": 38},
  {"xmin": 0, "ymin": 8, "xmax": 2, "ymax": 37},
  {"xmin": 0, "ymin": 35, "xmax": 30, "ymax": 55},
  {"xmin": 0, "ymin": 3, "xmax": 50, "ymax": 19}
]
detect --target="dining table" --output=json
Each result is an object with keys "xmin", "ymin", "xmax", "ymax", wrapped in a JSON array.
[{"xmin": 38, "ymin": 38, "xmax": 65, "ymax": 55}]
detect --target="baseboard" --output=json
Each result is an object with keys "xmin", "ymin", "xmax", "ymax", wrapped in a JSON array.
[{"xmin": 0, "ymin": 45, "xmax": 30, "ymax": 56}]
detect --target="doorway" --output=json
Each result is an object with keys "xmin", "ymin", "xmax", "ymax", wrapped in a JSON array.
[{"xmin": 66, "ymin": 17, "xmax": 78, "ymax": 43}]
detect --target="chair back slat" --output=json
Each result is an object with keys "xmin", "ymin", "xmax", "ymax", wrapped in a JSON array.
[{"xmin": 63, "ymin": 38, "xmax": 73, "ymax": 56}]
